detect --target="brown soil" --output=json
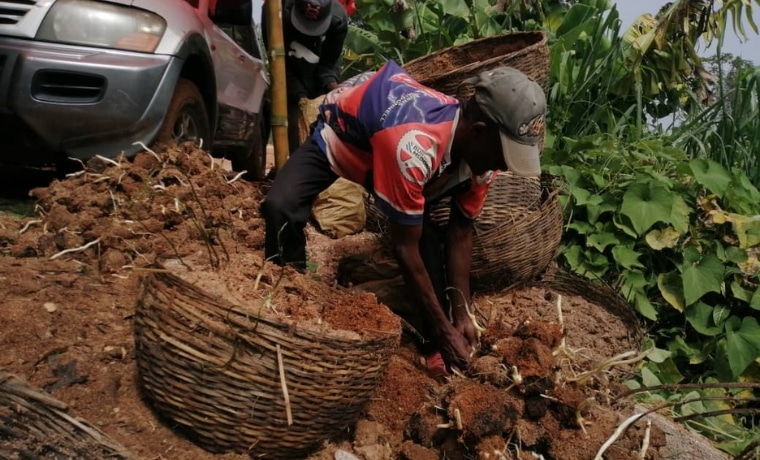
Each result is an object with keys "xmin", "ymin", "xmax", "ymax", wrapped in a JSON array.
[{"xmin": 0, "ymin": 144, "xmax": 671, "ymax": 459}]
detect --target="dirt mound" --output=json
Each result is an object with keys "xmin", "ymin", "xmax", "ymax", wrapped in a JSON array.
[{"xmin": 0, "ymin": 143, "xmax": 698, "ymax": 459}]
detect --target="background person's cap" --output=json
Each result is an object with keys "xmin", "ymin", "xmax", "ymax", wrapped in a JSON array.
[
  {"xmin": 470, "ymin": 67, "xmax": 546, "ymax": 177},
  {"xmin": 291, "ymin": 0, "xmax": 333, "ymax": 36}
]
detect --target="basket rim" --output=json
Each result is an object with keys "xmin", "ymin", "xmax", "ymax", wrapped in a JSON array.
[
  {"xmin": 140, "ymin": 269, "xmax": 401, "ymax": 347},
  {"xmin": 402, "ymin": 31, "xmax": 549, "ymax": 71},
  {"xmin": 416, "ymin": 32, "xmax": 550, "ymax": 84}
]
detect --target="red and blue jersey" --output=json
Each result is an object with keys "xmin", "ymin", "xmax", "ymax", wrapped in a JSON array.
[{"xmin": 312, "ymin": 60, "xmax": 493, "ymax": 226}]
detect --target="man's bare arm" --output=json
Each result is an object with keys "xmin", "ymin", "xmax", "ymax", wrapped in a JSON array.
[
  {"xmin": 388, "ymin": 221, "xmax": 471, "ymax": 369},
  {"xmin": 445, "ymin": 205, "xmax": 478, "ymax": 348}
]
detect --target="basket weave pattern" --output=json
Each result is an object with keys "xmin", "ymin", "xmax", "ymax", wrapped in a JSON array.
[
  {"xmin": 403, "ymin": 31, "xmax": 550, "ymax": 96},
  {"xmin": 434, "ymin": 173, "xmax": 563, "ymax": 288},
  {"xmin": 134, "ymin": 271, "xmax": 400, "ymax": 458},
  {"xmin": 365, "ymin": 173, "xmax": 563, "ymax": 289},
  {"xmin": 0, "ymin": 370, "xmax": 135, "ymax": 459}
]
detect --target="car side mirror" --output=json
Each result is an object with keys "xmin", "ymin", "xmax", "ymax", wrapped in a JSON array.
[{"xmin": 210, "ymin": 0, "xmax": 253, "ymax": 26}]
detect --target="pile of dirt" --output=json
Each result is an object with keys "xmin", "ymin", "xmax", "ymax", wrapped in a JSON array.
[{"xmin": 0, "ymin": 143, "xmax": 690, "ymax": 459}]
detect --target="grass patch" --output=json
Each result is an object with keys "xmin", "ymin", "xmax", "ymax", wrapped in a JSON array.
[{"xmin": 0, "ymin": 198, "xmax": 36, "ymax": 218}]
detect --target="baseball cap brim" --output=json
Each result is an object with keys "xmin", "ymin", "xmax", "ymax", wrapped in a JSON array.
[
  {"xmin": 500, "ymin": 131, "xmax": 541, "ymax": 177},
  {"xmin": 291, "ymin": 7, "xmax": 331, "ymax": 36}
]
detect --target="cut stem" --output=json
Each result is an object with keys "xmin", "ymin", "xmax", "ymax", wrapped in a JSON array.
[{"xmin": 276, "ymin": 344, "xmax": 293, "ymax": 426}]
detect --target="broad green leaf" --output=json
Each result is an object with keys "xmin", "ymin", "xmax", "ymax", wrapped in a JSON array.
[
  {"xmin": 587, "ymin": 232, "xmax": 619, "ymax": 252},
  {"xmin": 645, "ymin": 344, "xmax": 671, "ymax": 364},
  {"xmin": 669, "ymin": 336, "xmax": 708, "ymax": 365},
  {"xmin": 568, "ymin": 221, "xmax": 594, "ymax": 235},
  {"xmin": 620, "ymin": 272, "xmax": 656, "ymax": 319},
  {"xmin": 586, "ymin": 194, "xmax": 618, "ymax": 225},
  {"xmin": 571, "ymin": 186, "xmax": 603, "ymax": 207},
  {"xmin": 750, "ymin": 288, "xmax": 760, "ymax": 311},
  {"xmin": 723, "ymin": 246, "xmax": 747, "ymax": 265},
  {"xmin": 555, "ymin": 4, "xmax": 596, "ymax": 40},
  {"xmin": 646, "ymin": 358, "xmax": 684, "ymax": 385},
  {"xmin": 633, "ymin": 291, "xmax": 658, "ymax": 320},
  {"xmin": 438, "ymin": 0, "xmax": 470, "ymax": 18},
  {"xmin": 730, "ymin": 215, "xmax": 760, "ymax": 249},
  {"xmin": 646, "ymin": 227, "xmax": 680, "ymax": 250},
  {"xmin": 689, "ymin": 158, "xmax": 732, "ymax": 196},
  {"xmin": 612, "ymin": 212, "xmax": 639, "ymax": 239},
  {"xmin": 685, "ymin": 302, "xmax": 724, "ymax": 336},
  {"xmin": 658, "ymin": 272, "xmax": 685, "ymax": 312},
  {"xmin": 725, "ymin": 316, "xmax": 760, "ymax": 379},
  {"xmin": 620, "ymin": 182, "xmax": 674, "ymax": 236},
  {"xmin": 641, "ymin": 366, "xmax": 662, "ymax": 387},
  {"xmin": 669, "ymin": 195, "xmax": 691, "ymax": 235},
  {"xmin": 682, "ymin": 252, "xmax": 724, "ymax": 306},
  {"xmin": 713, "ymin": 305, "xmax": 731, "ymax": 328},
  {"xmin": 612, "ymin": 245, "xmax": 644, "ymax": 270},
  {"xmin": 731, "ymin": 280, "xmax": 752, "ymax": 303}
]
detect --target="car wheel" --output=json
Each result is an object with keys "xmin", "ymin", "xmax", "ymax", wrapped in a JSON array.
[
  {"xmin": 231, "ymin": 100, "xmax": 270, "ymax": 180},
  {"xmin": 155, "ymin": 79, "xmax": 210, "ymax": 149}
]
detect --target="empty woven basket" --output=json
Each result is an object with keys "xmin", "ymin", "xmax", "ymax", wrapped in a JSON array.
[
  {"xmin": 134, "ymin": 270, "xmax": 400, "ymax": 458},
  {"xmin": 0, "ymin": 369, "xmax": 135, "ymax": 459}
]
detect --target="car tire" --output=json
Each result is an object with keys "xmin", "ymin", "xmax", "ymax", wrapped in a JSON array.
[
  {"xmin": 155, "ymin": 79, "xmax": 211, "ymax": 149},
  {"xmin": 230, "ymin": 99, "xmax": 270, "ymax": 180}
]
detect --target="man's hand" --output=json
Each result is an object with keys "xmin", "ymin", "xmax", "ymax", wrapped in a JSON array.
[
  {"xmin": 454, "ymin": 312, "xmax": 479, "ymax": 350},
  {"xmin": 434, "ymin": 320, "xmax": 472, "ymax": 371},
  {"xmin": 325, "ymin": 81, "xmax": 339, "ymax": 92}
]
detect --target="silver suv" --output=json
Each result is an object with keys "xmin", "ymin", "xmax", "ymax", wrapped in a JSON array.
[{"xmin": 0, "ymin": 0, "xmax": 270, "ymax": 179}]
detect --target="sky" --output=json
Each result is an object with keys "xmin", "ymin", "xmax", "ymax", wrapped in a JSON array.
[{"xmin": 614, "ymin": 0, "xmax": 760, "ymax": 63}]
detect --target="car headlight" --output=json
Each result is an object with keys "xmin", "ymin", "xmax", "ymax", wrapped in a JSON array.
[{"xmin": 36, "ymin": 0, "xmax": 166, "ymax": 53}]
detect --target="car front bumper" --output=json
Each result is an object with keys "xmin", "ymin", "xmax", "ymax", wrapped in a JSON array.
[{"xmin": 0, "ymin": 37, "xmax": 182, "ymax": 162}]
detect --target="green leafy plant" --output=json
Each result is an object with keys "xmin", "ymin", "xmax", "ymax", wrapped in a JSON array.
[{"xmin": 545, "ymin": 133, "xmax": 760, "ymax": 451}]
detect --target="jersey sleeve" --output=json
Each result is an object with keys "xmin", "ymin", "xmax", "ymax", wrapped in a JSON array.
[{"xmin": 452, "ymin": 171, "xmax": 496, "ymax": 220}]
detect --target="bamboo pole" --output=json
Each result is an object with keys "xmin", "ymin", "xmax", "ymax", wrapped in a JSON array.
[{"xmin": 266, "ymin": 0, "xmax": 290, "ymax": 173}]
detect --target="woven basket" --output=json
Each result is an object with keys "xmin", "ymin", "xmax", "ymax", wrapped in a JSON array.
[
  {"xmin": 402, "ymin": 31, "xmax": 550, "ymax": 97},
  {"xmin": 134, "ymin": 270, "xmax": 400, "ymax": 458},
  {"xmin": 0, "ymin": 369, "xmax": 136, "ymax": 459},
  {"xmin": 440, "ymin": 173, "xmax": 563, "ymax": 288},
  {"xmin": 365, "ymin": 173, "xmax": 563, "ymax": 290},
  {"xmin": 528, "ymin": 268, "xmax": 644, "ymax": 344}
]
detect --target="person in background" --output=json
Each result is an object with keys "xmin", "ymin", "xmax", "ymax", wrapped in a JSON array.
[
  {"xmin": 261, "ymin": 61, "xmax": 547, "ymax": 374},
  {"xmin": 261, "ymin": 0, "xmax": 348, "ymax": 154}
]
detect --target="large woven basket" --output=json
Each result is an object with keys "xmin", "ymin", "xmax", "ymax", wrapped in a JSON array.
[
  {"xmin": 437, "ymin": 173, "xmax": 563, "ymax": 288},
  {"xmin": 528, "ymin": 268, "xmax": 644, "ymax": 344},
  {"xmin": 366, "ymin": 173, "xmax": 563, "ymax": 290},
  {"xmin": 402, "ymin": 31, "xmax": 550, "ymax": 97},
  {"xmin": 134, "ymin": 270, "xmax": 400, "ymax": 458},
  {"xmin": 0, "ymin": 369, "xmax": 135, "ymax": 459}
]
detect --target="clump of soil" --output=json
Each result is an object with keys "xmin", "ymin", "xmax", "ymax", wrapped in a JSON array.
[
  {"xmin": 0, "ymin": 143, "xmax": 699, "ymax": 460},
  {"xmin": 381, "ymin": 319, "xmax": 666, "ymax": 460}
]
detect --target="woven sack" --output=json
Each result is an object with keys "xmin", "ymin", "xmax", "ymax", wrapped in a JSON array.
[
  {"xmin": 402, "ymin": 31, "xmax": 550, "ymax": 96},
  {"xmin": 0, "ymin": 369, "xmax": 136, "ymax": 459},
  {"xmin": 134, "ymin": 270, "xmax": 400, "ymax": 458},
  {"xmin": 297, "ymin": 96, "xmax": 322, "ymax": 145}
]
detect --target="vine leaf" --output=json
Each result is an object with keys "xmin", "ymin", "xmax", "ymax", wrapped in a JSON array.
[
  {"xmin": 682, "ymin": 252, "xmax": 724, "ymax": 306},
  {"xmin": 726, "ymin": 316, "xmax": 760, "ymax": 379}
]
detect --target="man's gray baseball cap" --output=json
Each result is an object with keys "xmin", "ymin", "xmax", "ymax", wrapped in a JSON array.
[{"xmin": 469, "ymin": 67, "xmax": 546, "ymax": 177}]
